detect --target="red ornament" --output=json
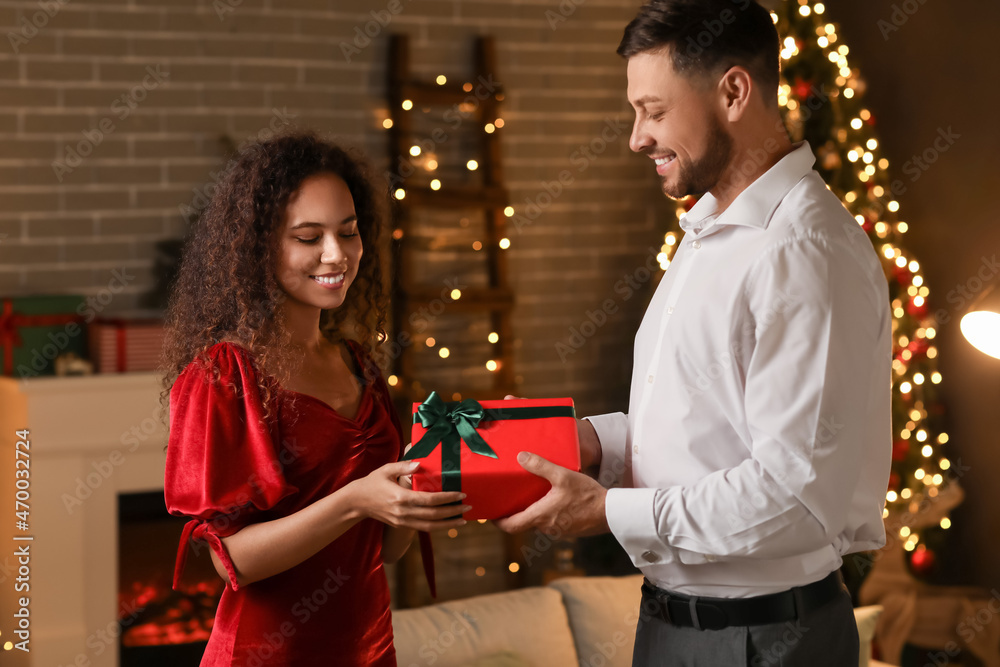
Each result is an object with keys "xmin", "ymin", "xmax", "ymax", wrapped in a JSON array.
[
  {"xmin": 887, "ymin": 472, "xmax": 900, "ymax": 492},
  {"xmin": 893, "ymin": 264, "xmax": 912, "ymax": 286},
  {"xmin": 907, "ymin": 297, "xmax": 929, "ymax": 318},
  {"xmin": 910, "ymin": 545, "xmax": 936, "ymax": 575},
  {"xmin": 891, "ymin": 440, "xmax": 910, "ymax": 462},
  {"xmin": 908, "ymin": 338, "xmax": 929, "ymax": 361},
  {"xmin": 794, "ymin": 77, "xmax": 814, "ymax": 100},
  {"xmin": 862, "ymin": 219, "xmax": 875, "ymax": 233}
]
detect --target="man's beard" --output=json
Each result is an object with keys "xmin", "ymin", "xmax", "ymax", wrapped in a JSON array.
[{"xmin": 660, "ymin": 116, "xmax": 733, "ymax": 200}]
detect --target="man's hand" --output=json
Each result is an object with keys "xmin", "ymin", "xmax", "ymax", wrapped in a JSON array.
[
  {"xmin": 504, "ymin": 395, "xmax": 602, "ymax": 476},
  {"xmin": 495, "ymin": 452, "xmax": 610, "ymax": 537}
]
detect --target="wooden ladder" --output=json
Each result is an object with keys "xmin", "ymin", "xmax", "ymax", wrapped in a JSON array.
[{"xmin": 385, "ymin": 33, "xmax": 524, "ymax": 607}]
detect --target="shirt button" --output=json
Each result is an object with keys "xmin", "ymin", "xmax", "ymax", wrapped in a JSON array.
[
  {"xmin": 705, "ymin": 554, "xmax": 717, "ymax": 563},
  {"xmin": 647, "ymin": 374, "xmax": 654, "ymax": 383},
  {"xmin": 692, "ymin": 240, "xmax": 701, "ymax": 249},
  {"xmin": 632, "ymin": 444, "xmax": 639, "ymax": 455},
  {"xmin": 667, "ymin": 306, "xmax": 674, "ymax": 314},
  {"xmin": 641, "ymin": 550, "xmax": 660, "ymax": 563}
]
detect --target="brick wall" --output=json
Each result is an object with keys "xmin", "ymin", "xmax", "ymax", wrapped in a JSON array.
[{"xmin": 0, "ymin": 0, "xmax": 674, "ymax": 417}]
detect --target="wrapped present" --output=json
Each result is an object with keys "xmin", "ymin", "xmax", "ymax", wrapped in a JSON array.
[
  {"xmin": 407, "ymin": 391, "xmax": 581, "ymax": 520},
  {"xmin": 89, "ymin": 318, "xmax": 165, "ymax": 373},
  {"xmin": 0, "ymin": 296, "xmax": 86, "ymax": 377}
]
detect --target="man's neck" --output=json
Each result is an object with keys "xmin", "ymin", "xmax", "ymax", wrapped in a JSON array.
[{"xmin": 709, "ymin": 135, "xmax": 795, "ymax": 216}]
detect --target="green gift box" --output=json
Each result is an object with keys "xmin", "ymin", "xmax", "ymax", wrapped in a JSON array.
[{"xmin": 0, "ymin": 295, "xmax": 87, "ymax": 378}]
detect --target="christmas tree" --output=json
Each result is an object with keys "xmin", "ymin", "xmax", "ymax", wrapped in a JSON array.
[{"xmin": 657, "ymin": 0, "xmax": 958, "ymax": 581}]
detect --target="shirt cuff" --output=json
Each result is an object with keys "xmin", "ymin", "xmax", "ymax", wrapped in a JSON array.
[
  {"xmin": 584, "ymin": 412, "xmax": 628, "ymax": 488},
  {"xmin": 605, "ymin": 487, "xmax": 674, "ymax": 568}
]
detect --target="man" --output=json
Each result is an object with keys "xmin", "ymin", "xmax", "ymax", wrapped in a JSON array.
[{"xmin": 497, "ymin": 0, "xmax": 892, "ymax": 664}]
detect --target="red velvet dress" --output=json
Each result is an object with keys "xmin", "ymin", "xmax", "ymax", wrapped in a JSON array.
[{"xmin": 165, "ymin": 341, "xmax": 400, "ymax": 666}]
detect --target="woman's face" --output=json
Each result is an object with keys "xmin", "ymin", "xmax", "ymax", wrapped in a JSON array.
[{"xmin": 274, "ymin": 172, "xmax": 363, "ymax": 312}]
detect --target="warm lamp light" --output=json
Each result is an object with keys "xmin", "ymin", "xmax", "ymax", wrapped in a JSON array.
[{"xmin": 961, "ymin": 282, "xmax": 1000, "ymax": 359}]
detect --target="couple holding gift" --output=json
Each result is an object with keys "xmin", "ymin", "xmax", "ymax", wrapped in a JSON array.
[{"xmin": 163, "ymin": 1, "xmax": 891, "ymax": 665}]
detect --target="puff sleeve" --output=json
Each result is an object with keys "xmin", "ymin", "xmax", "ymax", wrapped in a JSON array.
[{"xmin": 165, "ymin": 343, "xmax": 298, "ymax": 591}]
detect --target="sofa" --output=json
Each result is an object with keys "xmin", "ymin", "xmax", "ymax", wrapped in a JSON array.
[{"xmin": 392, "ymin": 574, "xmax": 890, "ymax": 667}]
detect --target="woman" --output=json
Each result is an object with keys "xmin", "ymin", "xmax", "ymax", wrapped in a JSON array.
[{"xmin": 162, "ymin": 132, "xmax": 467, "ymax": 665}]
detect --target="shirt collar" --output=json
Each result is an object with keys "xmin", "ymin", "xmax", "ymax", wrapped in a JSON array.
[{"xmin": 679, "ymin": 141, "xmax": 816, "ymax": 236}]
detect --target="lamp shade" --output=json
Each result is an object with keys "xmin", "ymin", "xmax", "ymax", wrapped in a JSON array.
[{"xmin": 960, "ymin": 281, "xmax": 1000, "ymax": 360}]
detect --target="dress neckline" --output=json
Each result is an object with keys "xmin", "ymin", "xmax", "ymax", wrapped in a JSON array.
[{"xmin": 214, "ymin": 339, "xmax": 375, "ymax": 425}]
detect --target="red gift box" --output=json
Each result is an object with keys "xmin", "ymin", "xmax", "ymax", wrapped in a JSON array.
[
  {"xmin": 407, "ymin": 392, "xmax": 581, "ymax": 520},
  {"xmin": 89, "ymin": 318, "xmax": 165, "ymax": 373}
]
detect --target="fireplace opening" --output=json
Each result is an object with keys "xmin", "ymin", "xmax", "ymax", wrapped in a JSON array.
[{"xmin": 118, "ymin": 491, "xmax": 222, "ymax": 666}]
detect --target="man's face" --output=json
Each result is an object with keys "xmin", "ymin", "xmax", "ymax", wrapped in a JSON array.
[{"xmin": 626, "ymin": 50, "xmax": 734, "ymax": 200}]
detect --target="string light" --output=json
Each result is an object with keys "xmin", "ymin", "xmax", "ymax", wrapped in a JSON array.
[
  {"xmin": 401, "ymin": 99, "xmax": 413, "ymax": 110},
  {"xmin": 383, "ymin": 118, "xmax": 393, "ymax": 129},
  {"xmin": 436, "ymin": 74, "xmax": 447, "ymax": 85}
]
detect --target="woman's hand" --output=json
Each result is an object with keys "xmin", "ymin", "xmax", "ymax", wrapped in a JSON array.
[
  {"xmin": 397, "ymin": 443, "xmax": 414, "ymax": 489},
  {"xmin": 350, "ymin": 460, "xmax": 469, "ymax": 532}
]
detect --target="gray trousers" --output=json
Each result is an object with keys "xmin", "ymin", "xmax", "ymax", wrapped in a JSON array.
[{"xmin": 631, "ymin": 584, "xmax": 859, "ymax": 667}]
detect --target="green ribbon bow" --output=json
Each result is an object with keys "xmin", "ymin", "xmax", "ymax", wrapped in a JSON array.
[{"xmin": 404, "ymin": 391, "xmax": 576, "ymax": 492}]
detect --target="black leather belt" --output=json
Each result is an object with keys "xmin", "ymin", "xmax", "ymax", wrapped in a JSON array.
[{"xmin": 640, "ymin": 571, "xmax": 844, "ymax": 631}]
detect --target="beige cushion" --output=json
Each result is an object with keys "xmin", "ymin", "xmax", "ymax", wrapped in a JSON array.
[
  {"xmin": 465, "ymin": 652, "xmax": 533, "ymax": 667},
  {"xmin": 392, "ymin": 587, "xmax": 578, "ymax": 667},
  {"xmin": 548, "ymin": 575, "xmax": 645, "ymax": 667},
  {"xmin": 854, "ymin": 605, "xmax": 883, "ymax": 667}
]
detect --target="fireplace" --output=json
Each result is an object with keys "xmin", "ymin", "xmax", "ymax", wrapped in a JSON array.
[
  {"xmin": 0, "ymin": 372, "xmax": 176, "ymax": 667},
  {"xmin": 117, "ymin": 491, "xmax": 220, "ymax": 666}
]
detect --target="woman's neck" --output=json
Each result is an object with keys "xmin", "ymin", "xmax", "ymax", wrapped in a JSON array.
[{"xmin": 280, "ymin": 300, "xmax": 325, "ymax": 351}]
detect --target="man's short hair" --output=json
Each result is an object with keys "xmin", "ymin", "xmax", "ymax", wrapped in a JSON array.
[{"xmin": 617, "ymin": 0, "xmax": 780, "ymax": 104}]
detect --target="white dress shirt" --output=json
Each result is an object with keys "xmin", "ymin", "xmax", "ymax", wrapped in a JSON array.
[{"xmin": 588, "ymin": 142, "xmax": 892, "ymax": 597}]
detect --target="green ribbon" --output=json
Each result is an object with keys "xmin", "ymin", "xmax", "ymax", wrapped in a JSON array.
[{"xmin": 404, "ymin": 391, "xmax": 577, "ymax": 492}]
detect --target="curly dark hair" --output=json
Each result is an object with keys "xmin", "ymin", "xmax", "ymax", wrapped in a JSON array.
[{"xmin": 160, "ymin": 131, "xmax": 389, "ymax": 410}]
